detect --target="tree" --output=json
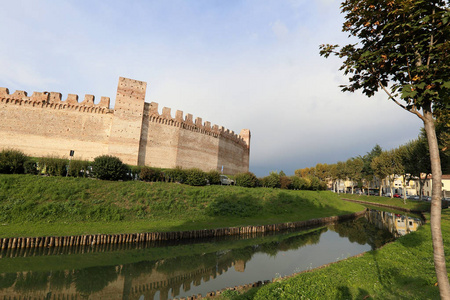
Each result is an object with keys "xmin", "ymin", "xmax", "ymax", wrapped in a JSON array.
[
  {"xmin": 400, "ymin": 137, "xmax": 431, "ymax": 200},
  {"xmin": 371, "ymin": 153, "xmax": 390, "ymax": 197},
  {"xmin": 345, "ymin": 157, "xmax": 364, "ymax": 194},
  {"xmin": 361, "ymin": 145, "xmax": 383, "ymax": 192},
  {"xmin": 315, "ymin": 163, "xmax": 330, "ymax": 181},
  {"xmin": 335, "ymin": 161, "xmax": 347, "ymax": 193},
  {"xmin": 320, "ymin": 0, "xmax": 450, "ymax": 295},
  {"xmin": 395, "ymin": 145, "xmax": 409, "ymax": 203}
]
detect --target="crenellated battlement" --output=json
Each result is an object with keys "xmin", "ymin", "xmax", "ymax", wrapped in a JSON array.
[
  {"xmin": 0, "ymin": 77, "xmax": 250, "ymax": 174},
  {"xmin": 0, "ymin": 87, "xmax": 112, "ymax": 114},
  {"xmin": 144, "ymin": 102, "xmax": 250, "ymax": 148}
]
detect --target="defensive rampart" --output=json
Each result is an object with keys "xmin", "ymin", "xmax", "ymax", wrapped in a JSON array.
[{"xmin": 0, "ymin": 77, "xmax": 250, "ymax": 174}]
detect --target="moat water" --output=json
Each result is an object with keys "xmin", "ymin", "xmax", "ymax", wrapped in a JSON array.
[{"xmin": 0, "ymin": 210, "xmax": 422, "ymax": 299}]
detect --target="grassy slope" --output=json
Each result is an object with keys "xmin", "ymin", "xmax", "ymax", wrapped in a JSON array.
[
  {"xmin": 0, "ymin": 174, "xmax": 364, "ymax": 238},
  {"xmin": 340, "ymin": 193, "xmax": 431, "ymax": 211},
  {"xmin": 237, "ymin": 201, "xmax": 448, "ymax": 299}
]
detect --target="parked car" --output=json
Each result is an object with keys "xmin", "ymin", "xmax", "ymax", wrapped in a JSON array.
[
  {"xmin": 393, "ymin": 193, "xmax": 401, "ymax": 198},
  {"xmin": 220, "ymin": 175, "xmax": 234, "ymax": 185},
  {"xmin": 408, "ymin": 195, "xmax": 420, "ymax": 200}
]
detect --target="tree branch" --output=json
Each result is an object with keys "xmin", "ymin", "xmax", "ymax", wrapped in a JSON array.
[{"xmin": 376, "ymin": 78, "xmax": 425, "ymax": 121}]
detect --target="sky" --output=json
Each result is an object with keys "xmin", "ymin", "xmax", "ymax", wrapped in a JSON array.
[{"xmin": 0, "ymin": 0, "xmax": 423, "ymax": 176}]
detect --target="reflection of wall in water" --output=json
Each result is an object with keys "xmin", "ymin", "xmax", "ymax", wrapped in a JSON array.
[{"xmin": 365, "ymin": 209, "xmax": 422, "ymax": 237}]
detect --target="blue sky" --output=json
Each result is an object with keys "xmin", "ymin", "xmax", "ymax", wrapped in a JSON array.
[{"xmin": 0, "ymin": 0, "xmax": 423, "ymax": 176}]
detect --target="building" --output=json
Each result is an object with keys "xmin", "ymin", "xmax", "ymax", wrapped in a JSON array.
[
  {"xmin": 414, "ymin": 174, "xmax": 450, "ymax": 198},
  {"xmin": 0, "ymin": 77, "xmax": 250, "ymax": 174}
]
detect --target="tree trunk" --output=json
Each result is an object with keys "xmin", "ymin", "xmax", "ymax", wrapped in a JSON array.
[
  {"xmin": 423, "ymin": 109, "xmax": 450, "ymax": 298},
  {"xmin": 402, "ymin": 176, "xmax": 407, "ymax": 204},
  {"xmin": 419, "ymin": 178, "xmax": 425, "ymax": 201},
  {"xmin": 390, "ymin": 176, "xmax": 394, "ymax": 198}
]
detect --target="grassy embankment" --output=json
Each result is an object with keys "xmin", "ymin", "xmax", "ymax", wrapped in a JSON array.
[
  {"xmin": 0, "ymin": 174, "xmax": 364, "ymax": 238},
  {"xmin": 340, "ymin": 193, "xmax": 431, "ymax": 211},
  {"xmin": 226, "ymin": 195, "xmax": 446, "ymax": 300}
]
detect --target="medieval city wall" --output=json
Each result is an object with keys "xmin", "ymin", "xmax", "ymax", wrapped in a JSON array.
[
  {"xmin": 0, "ymin": 88, "xmax": 113, "ymax": 161},
  {"xmin": 0, "ymin": 77, "xmax": 250, "ymax": 174}
]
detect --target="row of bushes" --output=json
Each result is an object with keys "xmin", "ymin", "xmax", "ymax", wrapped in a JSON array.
[
  {"xmin": 236, "ymin": 171, "xmax": 326, "ymax": 191},
  {"xmin": 0, "ymin": 149, "xmax": 327, "ymax": 190},
  {"xmin": 0, "ymin": 149, "xmax": 227, "ymax": 186}
]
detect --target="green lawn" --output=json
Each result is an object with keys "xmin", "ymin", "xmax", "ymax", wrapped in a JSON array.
[
  {"xmin": 339, "ymin": 193, "xmax": 431, "ymax": 211},
  {"xmin": 0, "ymin": 174, "xmax": 364, "ymax": 238}
]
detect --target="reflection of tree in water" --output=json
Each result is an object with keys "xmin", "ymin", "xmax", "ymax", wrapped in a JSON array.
[
  {"xmin": 74, "ymin": 266, "xmax": 118, "ymax": 295},
  {"xmin": 156, "ymin": 253, "xmax": 217, "ymax": 274},
  {"xmin": 330, "ymin": 217, "xmax": 395, "ymax": 250},
  {"xmin": 49, "ymin": 270, "xmax": 72, "ymax": 291},
  {"xmin": 14, "ymin": 271, "xmax": 49, "ymax": 292},
  {"xmin": 120, "ymin": 260, "xmax": 156, "ymax": 279},
  {"xmin": 0, "ymin": 273, "xmax": 16, "ymax": 289}
]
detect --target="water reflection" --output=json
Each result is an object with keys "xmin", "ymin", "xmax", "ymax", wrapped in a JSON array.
[
  {"xmin": 365, "ymin": 209, "xmax": 423, "ymax": 237},
  {"xmin": 0, "ymin": 210, "xmax": 421, "ymax": 299}
]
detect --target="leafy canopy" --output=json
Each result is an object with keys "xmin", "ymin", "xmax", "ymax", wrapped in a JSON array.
[{"xmin": 320, "ymin": 0, "xmax": 450, "ymax": 117}]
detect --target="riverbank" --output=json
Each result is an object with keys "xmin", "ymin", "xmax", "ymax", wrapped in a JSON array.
[
  {"xmin": 0, "ymin": 174, "xmax": 364, "ymax": 238},
  {"xmin": 226, "ymin": 203, "xmax": 448, "ymax": 299}
]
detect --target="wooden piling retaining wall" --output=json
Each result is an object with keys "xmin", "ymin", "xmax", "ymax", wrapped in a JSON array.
[{"xmin": 0, "ymin": 210, "xmax": 366, "ymax": 253}]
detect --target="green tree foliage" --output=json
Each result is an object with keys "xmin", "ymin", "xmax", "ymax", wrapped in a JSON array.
[
  {"xmin": 38, "ymin": 156, "xmax": 68, "ymax": 176},
  {"xmin": 206, "ymin": 170, "xmax": 221, "ymax": 185},
  {"xmin": 184, "ymin": 168, "xmax": 207, "ymax": 186},
  {"xmin": 163, "ymin": 166, "xmax": 186, "ymax": 183},
  {"xmin": 320, "ymin": 1, "xmax": 450, "ymax": 292},
  {"xmin": 289, "ymin": 176, "xmax": 311, "ymax": 190},
  {"xmin": 361, "ymin": 145, "xmax": 383, "ymax": 189},
  {"xmin": 309, "ymin": 176, "xmax": 326, "ymax": 191},
  {"xmin": 0, "ymin": 149, "xmax": 29, "ymax": 174},
  {"xmin": 235, "ymin": 171, "xmax": 259, "ymax": 188},
  {"xmin": 262, "ymin": 171, "xmax": 281, "ymax": 188},
  {"xmin": 67, "ymin": 160, "xmax": 91, "ymax": 178},
  {"xmin": 140, "ymin": 167, "xmax": 163, "ymax": 182},
  {"xmin": 314, "ymin": 163, "xmax": 330, "ymax": 181},
  {"xmin": 435, "ymin": 111, "xmax": 450, "ymax": 174},
  {"xmin": 23, "ymin": 160, "xmax": 38, "ymax": 175},
  {"xmin": 345, "ymin": 157, "xmax": 364, "ymax": 194},
  {"xmin": 92, "ymin": 155, "xmax": 128, "ymax": 181}
]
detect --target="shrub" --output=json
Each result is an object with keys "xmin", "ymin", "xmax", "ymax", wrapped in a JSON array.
[
  {"xmin": 38, "ymin": 156, "xmax": 67, "ymax": 176},
  {"xmin": 92, "ymin": 155, "xmax": 128, "ymax": 181},
  {"xmin": 140, "ymin": 166, "xmax": 163, "ymax": 182},
  {"xmin": 129, "ymin": 166, "xmax": 142, "ymax": 180},
  {"xmin": 309, "ymin": 176, "xmax": 326, "ymax": 191},
  {"xmin": 262, "ymin": 171, "xmax": 281, "ymax": 188},
  {"xmin": 0, "ymin": 149, "xmax": 29, "ymax": 174},
  {"xmin": 68, "ymin": 160, "xmax": 91, "ymax": 177},
  {"xmin": 206, "ymin": 170, "xmax": 221, "ymax": 185},
  {"xmin": 184, "ymin": 168, "xmax": 207, "ymax": 186},
  {"xmin": 164, "ymin": 166, "xmax": 187, "ymax": 183},
  {"xmin": 235, "ymin": 171, "xmax": 259, "ymax": 188},
  {"xmin": 24, "ymin": 160, "xmax": 38, "ymax": 175}
]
